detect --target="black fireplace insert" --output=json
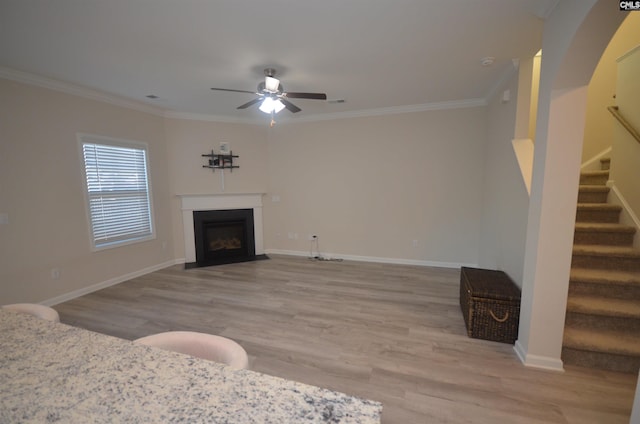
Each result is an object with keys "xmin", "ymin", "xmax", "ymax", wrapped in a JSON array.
[{"xmin": 191, "ymin": 208, "xmax": 262, "ymax": 267}]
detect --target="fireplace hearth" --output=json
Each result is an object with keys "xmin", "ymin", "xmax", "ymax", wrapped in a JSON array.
[{"xmin": 190, "ymin": 209, "xmax": 266, "ymax": 267}]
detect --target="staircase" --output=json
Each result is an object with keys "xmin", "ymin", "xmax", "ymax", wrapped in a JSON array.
[{"xmin": 562, "ymin": 158, "xmax": 640, "ymax": 373}]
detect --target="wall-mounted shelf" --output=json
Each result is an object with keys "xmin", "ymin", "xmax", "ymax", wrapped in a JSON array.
[{"xmin": 202, "ymin": 150, "xmax": 239, "ymax": 172}]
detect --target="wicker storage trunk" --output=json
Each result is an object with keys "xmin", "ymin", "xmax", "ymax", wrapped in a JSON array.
[{"xmin": 459, "ymin": 267, "xmax": 521, "ymax": 344}]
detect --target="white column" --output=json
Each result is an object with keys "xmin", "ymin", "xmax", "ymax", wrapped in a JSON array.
[{"xmin": 515, "ymin": 86, "xmax": 588, "ymax": 371}]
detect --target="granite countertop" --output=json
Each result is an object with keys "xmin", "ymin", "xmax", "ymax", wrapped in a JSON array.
[{"xmin": 0, "ymin": 310, "xmax": 381, "ymax": 423}]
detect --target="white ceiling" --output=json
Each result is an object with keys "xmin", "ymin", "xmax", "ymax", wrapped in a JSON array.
[{"xmin": 0, "ymin": 0, "xmax": 550, "ymax": 123}]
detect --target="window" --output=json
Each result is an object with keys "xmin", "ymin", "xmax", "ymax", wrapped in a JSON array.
[{"xmin": 79, "ymin": 134, "xmax": 154, "ymax": 250}]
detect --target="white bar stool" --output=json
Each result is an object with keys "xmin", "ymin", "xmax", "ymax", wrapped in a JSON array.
[
  {"xmin": 134, "ymin": 331, "xmax": 249, "ymax": 370},
  {"xmin": 2, "ymin": 303, "xmax": 60, "ymax": 322}
]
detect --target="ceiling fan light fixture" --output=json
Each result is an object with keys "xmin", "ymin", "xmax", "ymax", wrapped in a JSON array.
[
  {"xmin": 259, "ymin": 97, "xmax": 285, "ymax": 114},
  {"xmin": 273, "ymin": 99, "xmax": 285, "ymax": 113},
  {"xmin": 265, "ymin": 76, "xmax": 280, "ymax": 92},
  {"xmin": 259, "ymin": 97, "xmax": 274, "ymax": 113},
  {"xmin": 211, "ymin": 68, "xmax": 326, "ymax": 117}
]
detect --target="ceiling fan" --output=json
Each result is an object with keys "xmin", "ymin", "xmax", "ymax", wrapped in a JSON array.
[{"xmin": 211, "ymin": 68, "xmax": 327, "ymax": 116}]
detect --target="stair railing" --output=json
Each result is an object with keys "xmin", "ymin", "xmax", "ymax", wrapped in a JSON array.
[{"xmin": 607, "ymin": 106, "xmax": 640, "ymax": 145}]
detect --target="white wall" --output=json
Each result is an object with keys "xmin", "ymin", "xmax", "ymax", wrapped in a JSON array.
[
  {"xmin": 478, "ymin": 68, "xmax": 529, "ymax": 287},
  {"xmin": 582, "ymin": 13, "xmax": 640, "ymax": 163},
  {"xmin": 0, "ymin": 76, "xmax": 490, "ymax": 304},
  {"xmin": 0, "ymin": 79, "xmax": 174, "ymax": 304},
  {"xmin": 264, "ymin": 108, "xmax": 487, "ymax": 266},
  {"xmin": 163, "ymin": 118, "xmax": 269, "ymax": 260},
  {"xmin": 610, "ymin": 45, "xmax": 640, "ymax": 222},
  {"xmin": 528, "ymin": 53, "xmax": 541, "ymax": 142}
]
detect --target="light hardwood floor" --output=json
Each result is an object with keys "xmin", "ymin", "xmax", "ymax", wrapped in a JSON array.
[{"xmin": 55, "ymin": 255, "xmax": 637, "ymax": 423}]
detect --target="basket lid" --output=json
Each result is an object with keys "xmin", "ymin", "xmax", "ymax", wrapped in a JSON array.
[{"xmin": 461, "ymin": 267, "xmax": 521, "ymax": 301}]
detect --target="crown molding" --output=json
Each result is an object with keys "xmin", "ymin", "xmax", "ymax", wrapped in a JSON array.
[
  {"xmin": 272, "ymin": 99, "xmax": 488, "ymax": 125},
  {"xmin": 0, "ymin": 66, "xmax": 165, "ymax": 116},
  {"xmin": 1, "ymin": 66, "xmax": 487, "ymax": 125}
]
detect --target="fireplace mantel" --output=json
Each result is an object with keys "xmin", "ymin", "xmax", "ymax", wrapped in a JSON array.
[{"xmin": 178, "ymin": 193, "xmax": 265, "ymax": 263}]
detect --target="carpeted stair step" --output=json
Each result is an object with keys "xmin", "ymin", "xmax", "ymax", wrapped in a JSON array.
[
  {"xmin": 563, "ymin": 157, "xmax": 640, "ymax": 374},
  {"xmin": 579, "ymin": 170, "xmax": 610, "ymax": 185},
  {"xmin": 575, "ymin": 204, "xmax": 622, "ymax": 223},
  {"xmin": 577, "ymin": 185, "xmax": 610, "ymax": 203},
  {"xmin": 565, "ymin": 295, "xmax": 640, "ymax": 332},
  {"xmin": 573, "ymin": 222, "xmax": 636, "ymax": 246},
  {"xmin": 562, "ymin": 327, "xmax": 640, "ymax": 373},
  {"xmin": 569, "ymin": 268, "xmax": 640, "ymax": 299},
  {"xmin": 571, "ymin": 244, "xmax": 640, "ymax": 271}
]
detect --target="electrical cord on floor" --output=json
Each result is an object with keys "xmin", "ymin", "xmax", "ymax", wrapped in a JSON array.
[{"xmin": 308, "ymin": 235, "xmax": 343, "ymax": 262}]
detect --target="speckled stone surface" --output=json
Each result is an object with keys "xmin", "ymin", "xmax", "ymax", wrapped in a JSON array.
[{"xmin": 0, "ymin": 310, "xmax": 381, "ymax": 423}]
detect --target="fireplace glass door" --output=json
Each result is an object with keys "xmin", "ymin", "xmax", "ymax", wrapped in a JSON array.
[{"xmin": 193, "ymin": 209, "xmax": 255, "ymax": 266}]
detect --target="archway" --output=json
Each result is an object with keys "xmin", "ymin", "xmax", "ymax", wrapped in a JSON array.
[{"xmin": 516, "ymin": 0, "xmax": 627, "ymax": 370}]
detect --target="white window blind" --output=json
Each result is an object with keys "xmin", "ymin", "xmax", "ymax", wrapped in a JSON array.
[{"xmin": 81, "ymin": 137, "xmax": 154, "ymax": 249}]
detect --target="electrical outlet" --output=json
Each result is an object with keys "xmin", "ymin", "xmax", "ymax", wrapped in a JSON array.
[
  {"xmin": 50, "ymin": 268, "xmax": 60, "ymax": 280},
  {"xmin": 412, "ymin": 239, "xmax": 419, "ymax": 247}
]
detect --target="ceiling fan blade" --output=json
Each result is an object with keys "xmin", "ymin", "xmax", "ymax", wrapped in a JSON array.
[
  {"xmin": 237, "ymin": 97, "xmax": 263, "ymax": 110},
  {"xmin": 280, "ymin": 98, "xmax": 301, "ymax": 113},
  {"xmin": 211, "ymin": 87, "xmax": 257, "ymax": 95},
  {"xmin": 284, "ymin": 92, "xmax": 327, "ymax": 100}
]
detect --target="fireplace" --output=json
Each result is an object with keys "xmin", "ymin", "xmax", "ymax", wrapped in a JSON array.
[
  {"xmin": 193, "ymin": 209, "xmax": 258, "ymax": 267},
  {"xmin": 179, "ymin": 193, "xmax": 266, "ymax": 267}
]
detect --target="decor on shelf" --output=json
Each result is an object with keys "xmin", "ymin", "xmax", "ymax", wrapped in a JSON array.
[{"xmin": 202, "ymin": 150, "xmax": 239, "ymax": 172}]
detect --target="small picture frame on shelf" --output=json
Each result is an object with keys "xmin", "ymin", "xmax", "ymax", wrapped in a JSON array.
[{"xmin": 219, "ymin": 142, "xmax": 230, "ymax": 155}]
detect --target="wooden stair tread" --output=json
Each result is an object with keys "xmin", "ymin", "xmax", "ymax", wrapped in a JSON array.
[
  {"xmin": 567, "ymin": 295, "xmax": 640, "ymax": 318},
  {"xmin": 570, "ymin": 268, "xmax": 640, "ymax": 285},
  {"xmin": 563, "ymin": 327, "xmax": 640, "ymax": 356},
  {"xmin": 574, "ymin": 222, "xmax": 636, "ymax": 233}
]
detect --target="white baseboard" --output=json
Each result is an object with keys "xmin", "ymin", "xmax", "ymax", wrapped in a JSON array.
[
  {"xmin": 265, "ymin": 249, "xmax": 477, "ymax": 269},
  {"xmin": 514, "ymin": 340, "xmax": 565, "ymax": 372},
  {"xmin": 607, "ymin": 182, "xmax": 640, "ymax": 250},
  {"xmin": 43, "ymin": 259, "xmax": 181, "ymax": 306},
  {"xmin": 581, "ymin": 147, "xmax": 612, "ymax": 172}
]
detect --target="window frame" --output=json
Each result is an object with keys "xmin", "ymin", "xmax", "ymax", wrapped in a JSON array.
[{"xmin": 78, "ymin": 133, "xmax": 156, "ymax": 251}]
